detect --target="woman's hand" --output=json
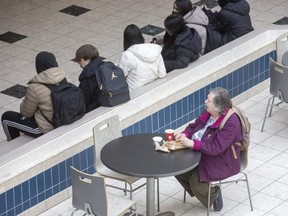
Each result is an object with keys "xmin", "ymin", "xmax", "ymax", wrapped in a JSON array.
[
  {"xmin": 175, "ymin": 133, "xmax": 186, "ymax": 140},
  {"xmin": 180, "ymin": 137, "xmax": 194, "ymax": 148}
]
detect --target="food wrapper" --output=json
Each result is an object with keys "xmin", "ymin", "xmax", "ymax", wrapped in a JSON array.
[{"xmin": 154, "ymin": 140, "xmax": 187, "ymax": 152}]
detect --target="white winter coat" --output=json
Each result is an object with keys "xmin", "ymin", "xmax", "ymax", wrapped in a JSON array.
[{"xmin": 117, "ymin": 44, "xmax": 166, "ymax": 91}]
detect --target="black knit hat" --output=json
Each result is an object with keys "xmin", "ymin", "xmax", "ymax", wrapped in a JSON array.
[{"xmin": 35, "ymin": 51, "xmax": 58, "ymax": 74}]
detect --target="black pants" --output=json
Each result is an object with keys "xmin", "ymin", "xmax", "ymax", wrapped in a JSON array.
[
  {"xmin": 175, "ymin": 167, "xmax": 218, "ymax": 208},
  {"xmin": 1, "ymin": 111, "xmax": 43, "ymax": 141}
]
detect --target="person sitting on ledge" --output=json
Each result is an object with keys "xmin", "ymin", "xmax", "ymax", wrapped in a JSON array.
[
  {"xmin": 175, "ymin": 87, "xmax": 242, "ymax": 211},
  {"xmin": 1, "ymin": 51, "xmax": 66, "ymax": 141},
  {"xmin": 202, "ymin": 0, "xmax": 254, "ymax": 45},
  {"xmin": 117, "ymin": 24, "xmax": 166, "ymax": 91},
  {"xmin": 73, "ymin": 44, "xmax": 104, "ymax": 113},
  {"xmin": 172, "ymin": 0, "xmax": 209, "ymax": 55},
  {"xmin": 161, "ymin": 14, "xmax": 201, "ymax": 73}
]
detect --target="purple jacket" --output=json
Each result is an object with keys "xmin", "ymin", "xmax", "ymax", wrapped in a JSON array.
[{"xmin": 181, "ymin": 109, "xmax": 242, "ymax": 182}]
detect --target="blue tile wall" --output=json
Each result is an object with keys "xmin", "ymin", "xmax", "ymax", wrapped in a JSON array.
[{"xmin": 0, "ymin": 51, "xmax": 275, "ymax": 216}]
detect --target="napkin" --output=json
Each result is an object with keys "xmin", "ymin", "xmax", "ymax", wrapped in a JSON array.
[
  {"xmin": 154, "ymin": 140, "xmax": 187, "ymax": 152},
  {"xmin": 154, "ymin": 142, "xmax": 170, "ymax": 152}
]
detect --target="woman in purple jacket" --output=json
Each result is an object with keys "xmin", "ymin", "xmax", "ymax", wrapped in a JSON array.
[{"xmin": 175, "ymin": 87, "xmax": 242, "ymax": 211}]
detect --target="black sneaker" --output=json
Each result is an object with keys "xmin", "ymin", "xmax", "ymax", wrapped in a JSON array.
[{"xmin": 213, "ymin": 186, "xmax": 223, "ymax": 211}]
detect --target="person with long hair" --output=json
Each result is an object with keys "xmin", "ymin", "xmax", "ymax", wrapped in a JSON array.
[
  {"xmin": 1, "ymin": 51, "xmax": 66, "ymax": 141},
  {"xmin": 117, "ymin": 24, "xmax": 166, "ymax": 91},
  {"xmin": 172, "ymin": 0, "xmax": 209, "ymax": 54},
  {"xmin": 161, "ymin": 14, "xmax": 201, "ymax": 73}
]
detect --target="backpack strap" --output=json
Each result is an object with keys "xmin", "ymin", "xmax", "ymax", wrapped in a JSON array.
[
  {"xmin": 219, "ymin": 108, "xmax": 241, "ymax": 160},
  {"xmin": 219, "ymin": 108, "xmax": 234, "ymax": 130}
]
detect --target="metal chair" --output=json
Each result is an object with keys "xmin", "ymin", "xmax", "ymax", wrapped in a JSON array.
[
  {"xmin": 276, "ymin": 32, "xmax": 288, "ymax": 64},
  {"xmin": 261, "ymin": 58, "xmax": 288, "ymax": 132},
  {"xmin": 70, "ymin": 166, "xmax": 137, "ymax": 216},
  {"xmin": 183, "ymin": 150, "xmax": 253, "ymax": 216},
  {"xmin": 93, "ymin": 115, "xmax": 160, "ymax": 211}
]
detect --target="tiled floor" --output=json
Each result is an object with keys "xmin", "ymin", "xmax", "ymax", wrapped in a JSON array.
[
  {"xmin": 0, "ymin": 0, "xmax": 288, "ymax": 215},
  {"xmin": 39, "ymin": 90, "xmax": 288, "ymax": 216}
]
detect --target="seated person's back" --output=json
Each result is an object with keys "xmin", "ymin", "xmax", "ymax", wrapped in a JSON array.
[
  {"xmin": 73, "ymin": 44, "xmax": 103, "ymax": 112},
  {"xmin": 203, "ymin": 0, "xmax": 254, "ymax": 45},
  {"xmin": 173, "ymin": 0, "xmax": 209, "ymax": 55},
  {"xmin": 117, "ymin": 24, "xmax": 166, "ymax": 91},
  {"xmin": 1, "ymin": 51, "xmax": 66, "ymax": 141},
  {"xmin": 161, "ymin": 14, "xmax": 202, "ymax": 73}
]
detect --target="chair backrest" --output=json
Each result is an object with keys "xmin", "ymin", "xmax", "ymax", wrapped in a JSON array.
[
  {"xmin": 269, "ymin": 57, "xmax": 288, "ymax": 103},
  {"xmin": 70, "ymin": 166, "xmax": 108, "ymax": 216},
  {"xmin": 276, "ymin": 32, "xmax": 288, "ymax": 63},
  {"xmin": 240, "ymin": 149, "xmax": 248, "ymax": 171},
  {"xmin": 93, "ymin": 115, "xmax": 122, "ymax": 172}
]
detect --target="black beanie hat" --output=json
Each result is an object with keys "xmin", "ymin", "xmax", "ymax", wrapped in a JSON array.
[{"xmin": 35, "ymin": 51, "xmax": 58, "ymax": 74}]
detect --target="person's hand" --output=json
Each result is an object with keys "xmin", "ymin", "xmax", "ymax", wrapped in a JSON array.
[
  {"xmin": 175, "ymin": 133, "xmax": 186, "ymax": 141},
  {"xmin": 180, "ymin": 137, "xmax": 194, "ymax": 148}
]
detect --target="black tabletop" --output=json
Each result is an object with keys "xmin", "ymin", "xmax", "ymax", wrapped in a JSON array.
[{"xmin": 101, "ymin": 134, "xmax": 201, "ymax": 178}]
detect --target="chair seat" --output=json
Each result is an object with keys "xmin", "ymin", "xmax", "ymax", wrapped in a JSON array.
[
  {"xmin": 107, "ymin": 192, "xmax": 136, "ymax": 216},
  {"xmin": 97, "ymin": 166, "xmax": 140, "ymax": 185}
]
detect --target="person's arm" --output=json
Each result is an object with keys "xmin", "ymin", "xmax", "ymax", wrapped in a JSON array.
[
  {"xmin": 20, "ymin": 85, "xmax": 39, "ymax": 118},
  {"xmin": 164, "ymin": 46, "xmax": 192, "ymax": 72},
  {"xmin": 157, "ymin": 55, "xmax": 167, "ymax": 78},
  {"xmin": 116, "ymin": 51, "xmax": 133, "ymax": 77}
]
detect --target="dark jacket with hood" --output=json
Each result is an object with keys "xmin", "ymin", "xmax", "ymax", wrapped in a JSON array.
[
  {"xmin": 204, "ymin": 0, "xmax": 254, "ymax": 45},
  {"xmin": 161, "ymin": 26, "xmax": 201, "ymax": 73},
  {"xmin": 78, "ymin": 57, "xmax": 103, "ymax": 113}
]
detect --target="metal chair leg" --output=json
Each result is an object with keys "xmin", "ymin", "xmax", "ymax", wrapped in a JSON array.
[
  {"xmin": 243, "ymin": 172, "xmax": 253, "ymax": 211},
  {"xmin": 207, "ymin": 183, "xmax": 211, "ymax": 216},
  {"xmin": 157, "ymin": 178, "xmax": 160, "ymax": 212},
  {"xmin": 261, "ymin": 96, "xmax": 274, "ymax": 132},
  {"xmin": 183, "ymin": 190, "xmax": 186, "ymax": 203}
]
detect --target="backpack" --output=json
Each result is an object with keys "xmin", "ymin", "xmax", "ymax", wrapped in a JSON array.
[
  {"xmin": 204, "ymin": 25, "xmax": 222, "ymax": 54},
  {"xmin": 41, "ymin": 79, "xmax": 86, "ymax": 128},
  {"xmin": 95, "ymin": 61, "xmax": 130, "ymax": 107},
  {"xmin": 219, "ymin": 105, "xmax": 251, "ymax": 151}
]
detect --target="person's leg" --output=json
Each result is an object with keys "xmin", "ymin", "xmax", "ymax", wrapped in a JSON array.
[
  {"xmin": 175, "ymin": 168, "xmax": 195, "ymax": 197},
  {"xmin": 1, "ymin": 111, "xmax": 43, "ymax": 141},
  {"xmin": 189, "ymin": 168, "xmax": 219, "ymax": 208}
]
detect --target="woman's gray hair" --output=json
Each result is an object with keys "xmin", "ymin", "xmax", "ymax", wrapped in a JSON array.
[{"xmin": 209, "ymin": 87, "xmax": 232, "ymax": 115}]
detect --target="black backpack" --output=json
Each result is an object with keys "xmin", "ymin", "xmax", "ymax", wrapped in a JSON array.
[
  {"xmin": 204, "ymin": 25, "xmax": 222, "ymax": 54},
  {"xmin": 95, "ymin": 61, "xmax": 130, "ymax": 107},
  {"xmin": 41, "ymin": 79, "xmax": 86, "ymax": 128}
]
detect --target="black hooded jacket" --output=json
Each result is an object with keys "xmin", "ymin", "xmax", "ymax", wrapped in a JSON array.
[
  {"xmin": 161, "ymin": 26, "xmax": 201, "ymax": 73},
  {"xmin": 205, "ymin": 0, "xmax": 254, "ymax": 45},
  {"xmin": 78, "ymin": 57, "xmax": 104, "ymax": 113}
]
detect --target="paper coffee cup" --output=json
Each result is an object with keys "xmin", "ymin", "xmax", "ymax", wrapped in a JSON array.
[
  {"xmin": 165, "ymin": 129, "xmax": 175, "ymax": 141},
  {"xmin": 153, "ymin": 136, "xmax": 163, "ymax": 145}
]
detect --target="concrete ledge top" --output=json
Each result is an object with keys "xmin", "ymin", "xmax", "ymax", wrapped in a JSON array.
[{"xmin": 1, "ymin": 25, "xmax": 288, "ymax": 191}]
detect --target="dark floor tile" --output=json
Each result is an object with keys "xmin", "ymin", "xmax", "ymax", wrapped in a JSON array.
[
  {"xmin": 1, "ymin": 84, "xmax": 27, "ymax": 99},
  {"xmin": 273, "ymin": 17, "xmax": 288, "ymax": 25},
  {"xmin": 140, "ymin": 25, "xmax": 165, "ymax": 36},
  {"xmin": 194, "ymin": 0, "xmax": 218, "ymax": 9},
  {"xmin": 60, "ymin": 5, "xmax": 90, "ymax": 16},
  {"xmin": 0, "ymin": 32, "xmax": 27, "ymax": 44}
]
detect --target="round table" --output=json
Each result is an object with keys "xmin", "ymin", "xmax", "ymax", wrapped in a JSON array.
[{"xmin": 101, "ymin": 133, "xmax": 201, "ymax": 216}]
